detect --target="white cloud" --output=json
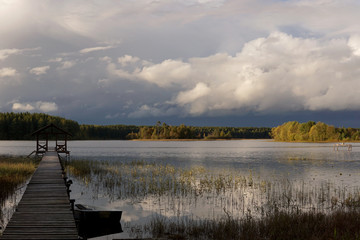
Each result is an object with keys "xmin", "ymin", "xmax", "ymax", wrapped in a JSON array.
[
  {"xmin": 348, "ymin": 35, "xmax": 360, "ymax": 56},
  {"xmin": 99, "ymin": 56, "xmax": 112, "ymax": 63},
  {"xmin": 128, "ymin": 104, "xmax": 152, "ymax": 118},
  {"xmin": 110, "ymin": 32, "xmax": 360, "ymax": 116},
  {"xmin": 12, "ymin": 101, "xmax": 58, "ymax": 112},
  {"xmin": 118, "ymin": 55, "xmax": 140, "ymax": 66},
  {"xmin": 0, "ymin": 48, "xmax": 22, "ymax": 61},
  {"xmin": 12, "ymin": 103, "xmax": 35, "ymax": 111},
  {"xmin": 30, "ymin": 66, "xmax": 50, "ymax": 75},
  {"xmin": 128, "ymin": 104, "xmax": 178, "ymax": 118},
  {"xmin": 0, "ymin": 67, "xmax": 17, "ymax": 77},
  {"xmin": 79, "ymin": 45, "xmax": 114, "ymax": 54},
  {"xmin": 0, "ymin": 47, "xmax": 40, "ymax": 61},
  {"xmin": 176, "ymin": 82, "xmax": 210, "ymax": 105},
  {"xmin": 36, "ymin": 101, "xmax": 58, "ymax": 112},
  {"xmin": 48, "ymin": 57, "xmax": 63, "ymax": 62},
  {"xmin": 136, "ymin": 59, "xmax": 192, "ymax": 87},
  {"xmin": 176, "ymin": 82, "xmax": 211, "ymax": 115},
  {"xmin": 197, "ymin": 0, "xmax": 225, "ymax": 7},
  {"xmin": 58, "ymin": 60, "xmax": 76, "ymax": 70},
  {"xmin": 107, "ymin": 63, "xmax": 134, "ymax": 79}
]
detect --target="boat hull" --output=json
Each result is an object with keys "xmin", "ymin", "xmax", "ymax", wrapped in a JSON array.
[{"xmin": 74, "ymin": 204, "xmax": 123, "ymax": 239}]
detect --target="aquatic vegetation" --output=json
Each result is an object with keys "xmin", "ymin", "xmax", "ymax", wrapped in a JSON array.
[
  {"xmin": 66, "ymin": 159, "xmax": 101, "ymax": 185},
  {"xmin": 0, "ymin": 155, "xmax": 39, "ymax": 233},
  {"xmin": 0, "ymin": 156, "xmax": 39, "ymax": 204},
  {"xmin": 67, "ymin": 158, "xmax": 360, "ymax": 239},
  {"xmin": 67, "ymin": 158, "xmax": 360, "ymax": 213},
  {"xmin": 143, "ymin": 210, "xmax": 360, "ymax": 240},
  {"xmin": 68, "ymin": 159, "xmax": 251, "ymax": 202}
]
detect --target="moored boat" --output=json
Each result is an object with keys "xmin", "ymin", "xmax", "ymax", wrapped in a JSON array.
[{"xmin": 74, "ymin": 204, "xmax": 123, "ymax": 239}]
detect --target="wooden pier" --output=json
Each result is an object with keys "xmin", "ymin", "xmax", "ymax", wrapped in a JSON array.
[{"xmin": 1, "ymin": 151, "xmax": 78, "ymax": 239}]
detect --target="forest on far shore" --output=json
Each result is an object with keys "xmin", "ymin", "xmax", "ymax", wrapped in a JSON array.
[
  {"xmin": 1, "ymin": 112, "xmax": 359, "ymax": 142},
  {"xmin": 0, "ymin": 112, "xmax": 271, "ymax": 140}
]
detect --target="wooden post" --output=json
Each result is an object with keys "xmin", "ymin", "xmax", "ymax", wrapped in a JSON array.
[
  {"xmin": 56, "ymin": 133, "xmax": 58, "ymax": 152},
  {"xmin": 65, "ymin": 134, "xmax": 68, "ymax": 152},
  {"xmin": 46, "ymin": 133, "xmax": 49, "ymax": 151},
  {"xmin": 36, "ymin": 134, "xmax": 39, "ymax": 152}
]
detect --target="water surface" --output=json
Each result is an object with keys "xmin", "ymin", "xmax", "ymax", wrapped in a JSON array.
[{"xmin": 1, "ymin": 140, "xmax": 360, "ymax": 239}]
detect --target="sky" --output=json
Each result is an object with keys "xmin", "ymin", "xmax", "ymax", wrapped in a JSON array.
[{"xmin": 1, "ymin": 0, "xmax": 360, "ymax": 127}]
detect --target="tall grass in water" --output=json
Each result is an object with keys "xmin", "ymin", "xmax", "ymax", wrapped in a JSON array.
[
  {"xmin": 147, "ymin": 210, "xmax": 360, "ymax": 240},
  {"xmin": 0, "ymin": 155, "xmax": 39, "ymax": 232},
  {"xmin": 67, "ymin": 159, "xmax": 360, "ymax": 239},
  {"xmin": 0, "ymin": 156, "xmax": 39, "ymax": 203}
]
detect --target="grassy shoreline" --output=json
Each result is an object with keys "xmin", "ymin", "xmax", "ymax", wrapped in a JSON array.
[{"xmin": 0, "ymin": 156, "xmax": 39, "ymax": 204}]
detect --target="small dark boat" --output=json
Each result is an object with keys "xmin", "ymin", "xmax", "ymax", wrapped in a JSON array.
[
  {"xmin": 74, "ymin": 204, "xmax": 122, "ymax": 223},
  {"xmin": 74, "ymin": 204, "xmax": 123, "ymax": 239}
]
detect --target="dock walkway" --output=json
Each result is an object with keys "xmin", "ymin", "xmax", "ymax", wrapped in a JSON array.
[{"xmin": 1, "ymin": 151, "xmax": 78, "ymax": 239}]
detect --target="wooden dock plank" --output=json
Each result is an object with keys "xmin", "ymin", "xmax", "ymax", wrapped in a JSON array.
[{"xmin": 1, "ymin": 152, "xmax": 78, "ymax": 240}]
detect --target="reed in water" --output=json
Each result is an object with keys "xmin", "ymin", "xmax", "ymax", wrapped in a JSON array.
[
  {"xmin": 0, "ymin": 156, "xmax": 39, "ymax": 203},
  {"xmin": 67, "ymin": 158, "xmax": 360, "ymax": 239}
]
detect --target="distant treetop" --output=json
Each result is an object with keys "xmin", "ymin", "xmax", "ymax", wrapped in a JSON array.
[{"xmin": 271, "ymin": 121, "xmax": 360, "ymax": 142}]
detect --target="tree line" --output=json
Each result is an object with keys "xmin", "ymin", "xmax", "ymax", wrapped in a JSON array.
[
  {"xmin": 128, "ymin": 121, "xmax": 271, "ymax": 140},
  {"xmin": 0, "ymin": 112, "xmax": 137, "ymax": 140},
  {"xmin": 2, "ymin": 113, "xmax": 359, "ymax": 142},
  {"xmin": 0, "ymin": 112, "xmax": 80, "ymax": 140},
  {"xmin": 0, "ymin": 112, "xmax": 271, "ymax": 140},
  {"xmin": 271, "ymin": 121, "xmax": 360, "ymax": 142}
]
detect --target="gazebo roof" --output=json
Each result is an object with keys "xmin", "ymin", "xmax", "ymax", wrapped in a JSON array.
[{"xmin": 31, "ymin": 123, "xmax": 72, "ymax": 136}]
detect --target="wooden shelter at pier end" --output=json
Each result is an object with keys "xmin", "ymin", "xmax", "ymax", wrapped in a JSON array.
[{"xmin": 30, "ymin": 123, "xmax": 72, "ymax": 156}]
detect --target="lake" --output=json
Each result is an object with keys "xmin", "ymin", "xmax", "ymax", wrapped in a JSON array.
[{"xmin": 1, "ymin": 140, "xmax": 360, "ymax": 239}]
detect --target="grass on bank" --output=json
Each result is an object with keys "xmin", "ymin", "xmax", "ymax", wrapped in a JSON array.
[{"xmin": 0, "ymin": 156, "xmax": 40, "ymax": 203}]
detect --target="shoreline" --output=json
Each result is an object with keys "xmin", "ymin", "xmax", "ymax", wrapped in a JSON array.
[
  {"xmin": 130, "ymin": 138, "xmax": 360, "ymax": 143},
  {"xmin": 0, "ymin": 138, "xmax": 359, "ymax": 143},
  {"xmin": 130, "ymin": 138, "xmax": 270, "ymax": 142}
]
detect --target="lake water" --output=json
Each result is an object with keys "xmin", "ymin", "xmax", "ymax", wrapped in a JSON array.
[
  {"xmin": 1, "ymin": 140, "xmax": 360, "ymax": 239},
  {"xmin": 2, "ymin": 140, "xmax": 358, "ymax": 185}
]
